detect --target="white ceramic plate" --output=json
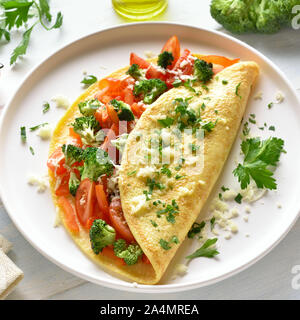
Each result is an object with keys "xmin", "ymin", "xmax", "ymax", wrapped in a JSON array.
[{"xmin": 0, "ymin": 23, "xmax": 299, "ymax": 293}]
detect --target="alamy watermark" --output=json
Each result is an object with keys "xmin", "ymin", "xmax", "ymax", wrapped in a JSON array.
[
  {"xmin": 292, "ymin": 5, "xmax": 300, "ymax": 30},
  {"xmin": 291, "ymin": 265, "xmax": 300, "ymax": 290}
]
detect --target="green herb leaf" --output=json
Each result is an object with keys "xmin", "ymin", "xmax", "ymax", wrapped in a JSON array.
[
  {"xmin": 10, "ymin": 25, "xmax": 34, "ymax": 65},
  {"xmin": 81, "ymin": 75, "xmax": 98, "ymax": 86},
  {"xmin": 0, "ymin": 28, "xmax": 10, "ymax": 41},
  {"xmin": 157, "ymin": 117, "xmax": 174, "ymax": 128},
  {"xmin": 235, "ymin": 82, "xmax": 242, "ymax": 99},
  {"xmin": 29, "ymin": 122, "xmax": 48, "ymax": 131},
  {"xmin": 159, "ymin": 239, "xmax": 171, "ymax": 250},
  {"xmin": 29, "ymin": 146, "xmax": 35, "ymax": 155},
  {"xmin": 20, "ymin": 126, "xmax": 26, "ymax": 143},
  {"xmin": 186, "ymin": 238, "xmax": 219, "ymax": 260},
  {"xmin": 234, "ymin": 193, "xmax": 243, "ymax": 204},
  {"xmin": 42, "ymin": 102, "xmax": 50, "ymax": 113},
  {"xmin": 38, "ymin": 0, "xmax": 52, "ymax": 22},
  {"xmin": 188, "ymin": 221, "xmax": 205, "ymax": 239},
  {"xmin": 233, "ymin": 137, "xmax": 284, "ymax": 190}
]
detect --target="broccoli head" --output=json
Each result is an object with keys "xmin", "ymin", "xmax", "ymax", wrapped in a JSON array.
[
  {"xmin": 71, "ymin": 116, "xmax": 105, "ymax": 146},
  {"xmin": 110, "ymin": 99, "xmax": 135, "ymax": 121},
  {"xmin": 126, "ymin": 64, "xmax": 146, "ymax": 81},
  {"xmin": 78, "ymin": 99, "xmax": 103, "ymax": 116},
  {"xmin": 193, "ymin": 59, "xmax": 214, "ymax": 83},
  {"xmin": 157, "ymin": 51, "xmax": 174, "ymax": 69},
  {"xmin": 89, "ymin": 219, "xmax": 116, "ymax": 254},
  {"xmin": 113, "ymin": 239, "xmax": 143, "ymax": 265},
  {"xmin": 133, "ymin": 79, "xmax": 167, "ymax": 104},
  {"xmin": 211, "ymin": 0, "xmax": 297, "ymax": 34},
  {"xmin": 61, "ymin": 144, "xmax": 84, "ymax": 167},
  {"xmin": 69, "ymin": 171, "xmax": 80, "ymax": 196},
  {"xmin": 81, "ymin": 147, "xmax": 114, "ymax": 181}
]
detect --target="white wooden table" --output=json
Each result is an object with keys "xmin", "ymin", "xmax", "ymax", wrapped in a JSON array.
[{"xmin": 0, "ymin": 0, "xmax": 300, "ymax": 300}]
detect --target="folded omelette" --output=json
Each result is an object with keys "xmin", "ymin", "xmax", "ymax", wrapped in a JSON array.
[{"xmin": 48, "ymin": 37, "xmax": 259, "ymax": 285}]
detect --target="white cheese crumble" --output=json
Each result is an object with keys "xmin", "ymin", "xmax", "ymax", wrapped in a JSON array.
[
  {"xmin": 27, "ymin": 174, "xmax": 48, "ymax": 192},
  {"xmin": 171, "ymin": 263, "xmax": 188, "ymax": 280},
  {"xmin": 137, "ymin": 166, "xmax": 156, "ymax": 178},
  {"xmin": 130, "ymin": 194, "xmax": 150, "ymax": 214},
  {"xmin": 36, "ymin": 123, "xmax": 52, "ymax": 140},
  {"xmin": 144, "ymin": 51, "xmax": 156, "ymax": 58},
  {"xmin": 275, "ymin": 91, "xmax": 285, "ymax": 104},
  {"xmin": 51, "ymin": 95, "xmax": 70, "ymax": 109}
]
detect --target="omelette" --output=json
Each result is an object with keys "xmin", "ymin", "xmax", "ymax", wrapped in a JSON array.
[{"xmin": 48, "ymin": 36, "xmax": 259, "ymax": 285}]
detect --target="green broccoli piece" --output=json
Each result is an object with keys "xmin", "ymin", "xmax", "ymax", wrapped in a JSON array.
[
  {"xmin": 78, "ymin": 99, "xmax": 102, "ymax": 116},
  {"xmin": 61, "ymin": 144, "xmax": 84, "ymax": 167},
  {"xmin": 81, "ymin": 147, "xmax": 114, "ymax": 181},
  {"xmin": 157, "ymin": 51, "xmax": 174, "ymax": 69},
  {"xmin": 110, "ymin": 99, "xmax": 135, "ymax": 121},
  {"xmin": 126, "ymin": 64, "xmax": 146, "ymax": 81},
  {"xmin": 69, "ymin": 171, "xmax": 80, "ymax": 196},
  {"xmin": 210, "ymin": 0, "xmax": 297, "ymax": 34},
  {"xmin": 113, "ymin": 239, "xmax": 143, "ymax": 265},
  {"xmin": 133, "ymin": 79, "xmax": 167, "ymax": 104},
  {"xmin": 71, "ymin": 116, "xmax": 105, "ymax": 146},
  {"xmin": 89, "ymin": 219, "xmax": 116, "ymax": 254},
  {"xmin": 193, "ymin": 59, "xmax": 214, "ymax": 83}
]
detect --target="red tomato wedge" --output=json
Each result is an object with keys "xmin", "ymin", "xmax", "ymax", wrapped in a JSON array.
[
  {"xmin": 57, "ymin": 196, "xmax": 79, "ymax": 233},
  {"xmin": 47, "ymin": 147, "xmax": 67, "ymax": 176},
  {"xmin": 101, "ymin": 246, "xmax": 126, "ymax": 266},
  {"xmin": 109, "ymin": 197, "xmax": 135, "ymax": 243},
  {"xmin": 130, "ymin": 52, "xmax": 165, "ymax": 80},
  {"xmin": 95, "ymin": 184, "xmax": 110, "ymax": 219},
  {"xmin": 106, "ymin": 103, "xmax": 119, "ymax": 126},
  {"xmin": 86, "ymin": 201, "xmax": 109, "ymax": 229},
  {"xmin": 142, "ymin": 254, "xmax": 151, "ymax": 264},
  {"xmin": 69, "ymin": 127, "xmax": 82, "ymax": 147},
  {"xmin": 75, "ymin": 178, "xmax": 96, "ymax": 229},
  {"xmin": 95, "ymin": 105, "xmax": 113, "ymax": 129},
  {"xmin": 131, "ymin": 102, "xmax": 146, "ymax": 118},
  {"xmin": 101, "ymin": 123, "xmax": 119, "ymax": 153},
  {"xmin": 196, "ymin": 55, "xmax": 240, "ymax": 68},
  {"xmin": 161, "ymin": 35, "xmax": 181, "ymax": 69},
  {"xmin": 55, "ymin": 173, "xmax": 70, "ymax": 196}
]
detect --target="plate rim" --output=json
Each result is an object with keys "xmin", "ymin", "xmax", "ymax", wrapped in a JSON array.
[{"xmin": 0, "ymin": 22, "xmax": 299, "ymax": 293}]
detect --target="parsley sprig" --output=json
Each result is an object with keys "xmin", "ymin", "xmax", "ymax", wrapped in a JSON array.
[
  {"xmin": 0, "ymin": 0, "xmax": 63, "ymax": 65},
  {"xmin": 233, "ymin": 137, "xmax": 284, "ymax": 190},
  {"xmin": 186, "ymin": 238, "xmax": 219, "ymax": 260}
]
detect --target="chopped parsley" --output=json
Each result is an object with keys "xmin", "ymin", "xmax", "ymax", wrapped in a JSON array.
[
  {"xmin": 234, "ymin": 193, "xmax": 243, "ymax": 204},
  {"xmin": 186, "ymin": 238, "xmax": 219, "ymax": 260},
  {"xmin": 235, "ymin": 83, "xmax": 242, "ymax": 99},
  {"xmin": 242, "ymin": 122, "xmax": 250, "ymax": 136},
  {"xmin": 20, "ymin": 126, "xmax": 26, "ymax": 143},
  {"xmin": 42, "ymin": 102, "xmax": 50, "ymax": 113},
  {"xmin": 29, "ymin": 146, "xmax": 35, "ymax": 155},
  {"xmin": 188, "ymin": 221, "xmax": 205, "ymax": 239},
  {"xmin": 210, "ymin": 217, "xmax": 216, "ymax": 230},
  {"xmin": 222, "ymin": 80, "xmax": 228, "ymax": 85},
  {"xmin": 160, "ymin": 164, "xmax": 172, "ymax": 177},
  {"xmin": 269, "ymin": 126, "xmax": 275, "ymax": 131},
  {"xmin": 81, "ymin": 75, "xmax": 98, "ymax": 86},
  {"xmin": 127, "ymin": 170, "xmax": 137, "ymax": 176},
  {"xmin": 29, "ymin": 122, "xmax": 49, "ymax": 132},
  {"xmin": 150, "ymin": 220, "xmax": 158, "ymax": 228},
  {"xmin": 221, "ymin": 185, "xmax": 229, "ymax": 192},
  {"xmin": 156, "ymin": 199, "xmax": 179, "ymax": 224},
  {"xmin": 157, "ymin": 117, "xmax": 174, "ymax": 128},
  {"xmin": 159, "ymin": 235, "xmax": 180, "ymax": 250},
  {"xmin": 268, "ymin": 102, "xmax": 273, "ymax": 109}
]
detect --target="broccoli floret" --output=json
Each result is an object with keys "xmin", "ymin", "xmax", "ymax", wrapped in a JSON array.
[
  {"xmin": 193, "ymin": 59, "xmax": 214, "ymax": 83},
  {"xmin": 126, "ymin": 64, "xmax": 146, "ymax": 81},
  {"xmin": 81, "ymin": 147, "xmax": 114, "ymax": 181},
  {"xmin": 69, "ymin": 171, "xmax": 80, "ymax": 196},
  {"xmin": 78, "ymin": 99, "xmax": 102, "ymax": 116},
  {"xmin": 110, "ymin": 99, "xmax": 135, "ymax": 121},
  {"xmin": 133, "ymin": 79, "xmax": 167, "ymax": 104},
  {"xmin": 61, "ymin": 144, "xmax": 84, "ymax": 167},
  {"xmin": 211, "ymin": 0, "xmax": 296, "ymax": 34},
  {"xmin": 113, "ymin": 239, "xmax": 143, "ymax": 265},
  {"xmin": 71, "ymin": 116, "xmax": 105, "ymax": 146},
  {"xmin": 157, "ymin": 51, "xmax": 174, "ymax": 69},
  {"xmin": 89, "ymin": 219, "xmax": 116, "ymax": 254}
]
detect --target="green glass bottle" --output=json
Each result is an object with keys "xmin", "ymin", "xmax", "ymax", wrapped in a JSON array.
[{"xmin": 112, "ymin": 0, "xmax": 168, "ymax": 21}]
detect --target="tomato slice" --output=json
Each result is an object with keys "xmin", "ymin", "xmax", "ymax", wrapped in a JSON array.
[
  {"xmin": 75, "ymin": 178, "xmax": 96, "ymax": 229},
  {"xmin": 47, "ymin": 147, "xmax": 67, "ymax": 176},
  {"xmin": 95, "ymin": 105, "xmax": 113, "ymax": 129},
  {"xmin": 142, "ymin": 254, "xmax": 151, "ymax": 264},
  {"xmin": 106, "ymin": 103, "xmax": 119, "ymax": 125},
  {"xmin": 57, "ymin": 196, "xmax": 79, "ymax": 233},
  {"xmin": 69, "ymin": 127, "xmax": 82, "ymax": 147},
  {"xmin": 109, "ymin": 197, "xmax": 135, "ymax": 243},
  {"xmin": 196, "ymin": 55, "xmax": 240, "ymax": 68},
  {"xmin": 131, "ymin": 102, "xmax": 146, "ymax": 118},
  {"xmin": 161, "ymin": 35, "xmax": 181, "ymax": 68},
  {"xmin": 130, "ymin": 52, "xmax": 165, "ymax": 80},
  {"xmin": 165, "ymin": 49, "xmax": 194, "ymax": 88},
  {"xmin": 101, "ymin": 246, "xmax": 126, "ymax": 266},
  {"xmin": 95, "ymin": 184, "xmax": 110, "ymax": 222},
  {"xmin": 55, "ymin": 173, "xmax": 70, "ymax": 196}
]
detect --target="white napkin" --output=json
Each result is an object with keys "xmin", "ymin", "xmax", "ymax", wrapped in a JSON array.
[{"xmin": 0, "ymin": 234, "xmax": 24, "ymax": 300}]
